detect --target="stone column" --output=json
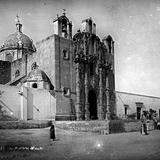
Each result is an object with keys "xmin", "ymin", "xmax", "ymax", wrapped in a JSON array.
[
  {"xmin": 75, "ymin": 63, "xmax": 82, "ymax": 120},
  {"xmin": 84, "ymin": 64, "xmax": 90, "ymax": 120},
  {"xmin": 105, "ymin": 75, "xmax": 110, "ymax": 120},
  {"xmin": 98, "ymin": 67, "xmax": 103, "ymax": 120},
  {"xmin": 83, "ymin": 34, "xmax": 90, "ymax": 120}
]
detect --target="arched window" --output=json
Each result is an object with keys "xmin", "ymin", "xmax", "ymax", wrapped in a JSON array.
[
  {"xmin": 32, "ymin": 83, "xmax": 38, "ymax": 88},
  {"xmin": 62, "ymin": 18, "xmax": 67, "ymax": 38},
  {"xmin": 15, "ymin": 70, "xmax": 20, "ymax": 78},
  {"xmin": 62, "ymin": 19, "xmax": 67, "ymax": 32}
]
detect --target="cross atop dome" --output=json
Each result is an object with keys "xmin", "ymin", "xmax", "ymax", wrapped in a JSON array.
[
  {"xmin": 15, "ymin": 14, "xmax": 22, "ymax": 33},
  {"xmin": 15, "ymin": 14, "xmax": 20, "ymax": 24}
]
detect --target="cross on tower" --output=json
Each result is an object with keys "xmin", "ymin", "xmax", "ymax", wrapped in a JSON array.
[
  {"xmin": 16, "ymin": 14, "xmax": 20, "ymax": 23},
  {"xmin": 63, "ymin": 9, "xmax": 66, "ymax": 16}
]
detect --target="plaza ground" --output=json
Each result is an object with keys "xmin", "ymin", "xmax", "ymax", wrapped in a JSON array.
[{"xmin": 0, "ymin": 127, "xmax": 160, "ymax": 160}]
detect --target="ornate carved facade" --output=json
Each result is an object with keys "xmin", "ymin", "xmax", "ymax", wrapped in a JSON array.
[{"xmin": 73, "ymin": 18, "xmax": 115, "ymax": 120}]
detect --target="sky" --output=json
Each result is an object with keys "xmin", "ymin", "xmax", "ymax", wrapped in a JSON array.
[{"xmin": 0, "ymin": 0, "xmax": 160, "ymax": 97}]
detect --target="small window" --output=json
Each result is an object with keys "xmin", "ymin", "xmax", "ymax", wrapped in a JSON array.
[
  {"xmin": 63, "ymin": 50, "xmax": 69, "ymax": 60},
  {"xmin": 32, "ymin": 83, "xmax": 38, "ymax": 88},
  {"xmin": 15, "ymin": 70, "xmax": 20, "ymax": 78},
  {"xmin": 62, "ymin": 87, "xmax": 70, "ymax": 96}
]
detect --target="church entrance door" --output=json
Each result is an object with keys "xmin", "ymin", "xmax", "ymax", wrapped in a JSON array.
[{"xmin": 88, "ymin": 90, "xmax": 97, "ymax": 120}]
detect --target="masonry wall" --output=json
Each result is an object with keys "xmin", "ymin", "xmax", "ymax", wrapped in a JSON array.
[
  {"xmin": 55, "ymin": 92, "xmax": 76, "ymax": 120},
  {"xmin": 36, "ymin": 34, "xmax": 76, "ymax": 120},
  {"xmin": 54, "ymin": 35, "xmax": 74, "ymax": 91},
  {"xmin": 0, "ymin": 61, "xmax": 11, "ymax": 84},
  {"xmin": 29, "ymin": 88, "xmax": 56, "ymax": 120},
  {"xmin": 36, "ymin": 35, "xmax": 56, "ymax": 87},
  {"xmin": 11, "ymin": 56, "xmax": 26, "ymax": 83},
  {"xmin": 116, "ymin": 91, "xmax": 160, "ymax": 118},
  {"xmin": 0, "ymin": 84, "xmax": 21, "ymax": 118},
  {"xmin": 27, "ymin": 51, "xmax": 38, "ymax": 74}
]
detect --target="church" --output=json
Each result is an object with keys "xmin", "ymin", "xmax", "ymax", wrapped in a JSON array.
[
  {"xmin": 1, "ymin": 11, "xmax": 160, "ymax": 122},
  {"xmin": 0, "ymin": 11, "xmax": 116, "ymax": 121}
]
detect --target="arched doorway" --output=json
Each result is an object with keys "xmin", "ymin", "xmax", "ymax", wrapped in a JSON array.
[{"xmin": 88, "ymin": 90, "xmax": 97, "ymax": 120}]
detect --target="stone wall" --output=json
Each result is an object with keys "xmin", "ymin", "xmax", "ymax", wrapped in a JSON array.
[
  {"xmin": 54, "ymin": 35, "xmax": 74, "ymax": 91},
  {"xmin": 55, "ymin": 92, "xmax": 76, "ymax": 120},
  {"xmin": 0, "ymin": 61, "xmax": 11, "ymax": 84},
  {"xmin": 0, "ymin": 84, "xmax": 21, "ymax": 118},
  {"xmin": 55, "ymin": 121, "xmax": 109, "ymax": 134},
  {"xmin": 36, "ymin": 35, "xmax": 56, "ymax": 87},
  {"xmin": 55, "ymin": 120, "xmax": 155, "ymax": 134},
  {"xmin": 0, "ymin": 120, "xmax": 50, "ymax": 129}
]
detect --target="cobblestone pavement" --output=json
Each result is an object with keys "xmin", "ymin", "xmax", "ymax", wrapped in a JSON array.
[{"xmin": 0, "ymin": 128, "xmax": 160, "ymax": 160}]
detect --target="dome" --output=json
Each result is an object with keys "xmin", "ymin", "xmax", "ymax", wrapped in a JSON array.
[
  {"xmin": 0, "ymin": 32, "xmax": 36, "ymax": 52},
  {"xmin": 27, "ymin": 65, "xmax": 54, "ymax": 90},
  {"xmin": 0, "ymin": 16, "xmax": 36, "ymax": 52},
  {"xmin": 27, "ymin": 68, "xmax": 49, "ymax": 82}
]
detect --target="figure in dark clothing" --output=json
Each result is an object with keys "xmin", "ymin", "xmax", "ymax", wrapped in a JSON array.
[
  {"xmin": 141, "ymin": 113, "xmax": 148, "ymax": 135},
  {"xmin": 50, "ymin": 124, "xmax": 56, "ymax": 141},
  {"xmin": 153, "ymin": 117, "xmax": 158, "ymax": 130}
]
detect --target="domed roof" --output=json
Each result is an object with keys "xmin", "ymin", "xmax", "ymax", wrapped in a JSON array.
[
  {"xmin": 0, "ymin": 32, "xmax": 36, "ymax": 52},
  {"xmin": 27, "ymin": 67, "xmax": 49, "ymax": 82},
  {"xmin": 0, "ymin": 16, "xmax": 36, "ymax": 52},
  {"xmin": 27, "ymin": 64, "xmax": 54, "ymax": 90}
]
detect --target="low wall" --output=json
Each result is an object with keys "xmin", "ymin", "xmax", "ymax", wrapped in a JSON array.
[
  {"xmin": 110, "ymin": 120, "xmax": 155, "ymax": 133},
  {"xmin": 0, "ymin": 120, "xmax": 50, "ymax": 129},
  {"xmin": 55, "ymin": 120, "xmax": 155, "ymax": 134},
  {"xmin": 55, "ymin": 121, "xmax": 109, "ymax": 134}
]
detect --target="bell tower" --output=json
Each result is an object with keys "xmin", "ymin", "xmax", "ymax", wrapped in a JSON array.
[
  {"xmin": 52, "ymin": 10, "xmax": 75, "ymax": 120},
  {"xmin": 53, "ymin": 9, "xmax": 72, "ymax": 39}
]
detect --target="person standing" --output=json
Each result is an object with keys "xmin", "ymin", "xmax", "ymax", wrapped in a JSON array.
[
  {"xmin": 141, "ymin": 112, "xmax": 148, "ymax": 135},
  {"xmin": 49, "ymin": 121, "xmax": 56, "ymax": 141}
]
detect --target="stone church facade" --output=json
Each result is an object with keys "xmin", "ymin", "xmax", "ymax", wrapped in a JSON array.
[{"xmin": 0, "ymin": 12, "xmax": 116, "ymax": 121}]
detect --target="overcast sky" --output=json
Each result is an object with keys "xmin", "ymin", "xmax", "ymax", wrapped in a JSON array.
[{"xmin": 0, "ymin": 0, "xmax": 160, "ymax": 97}]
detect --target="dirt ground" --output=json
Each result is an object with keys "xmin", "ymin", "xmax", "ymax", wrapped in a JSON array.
[{"xmin": 0, "ymin": 127, "xmax": 160, "ymax": 160}]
